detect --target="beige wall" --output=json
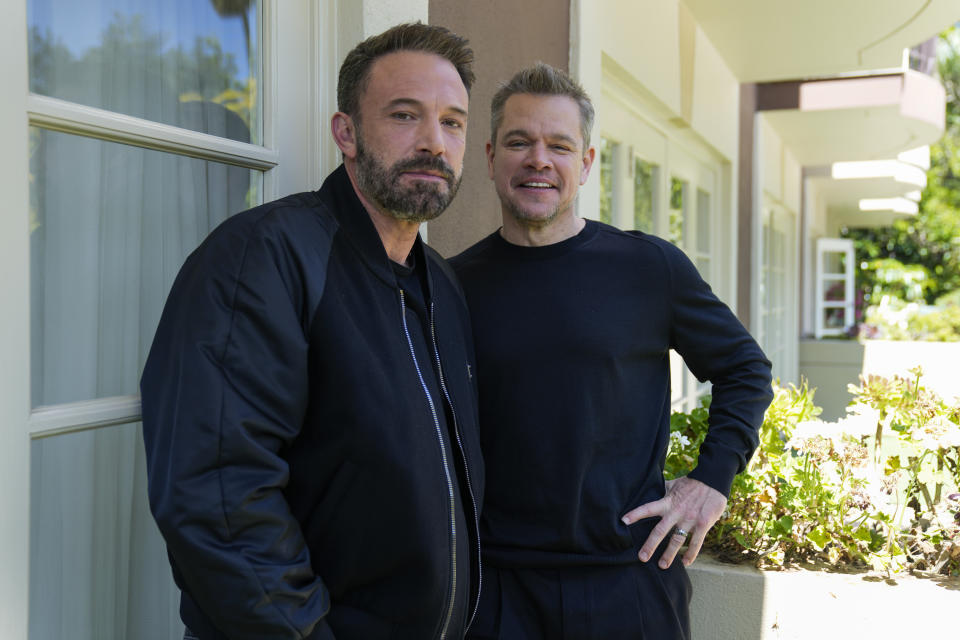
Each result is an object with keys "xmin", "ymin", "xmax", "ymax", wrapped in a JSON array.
[
  {"xmin": 758, "ymin": 115, "xmax": 802, "ymax": 212},
  {"xmin": 427, "ymin": 0, "xmax": 570, "ymax": 257},
  {"xmin": 589, "ymin": 0, "xmax": 739, "ymax": 162}
]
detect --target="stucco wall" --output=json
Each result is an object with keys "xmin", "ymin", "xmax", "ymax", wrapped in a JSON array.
[
  {"xmin": 758, "ymin": 114, "xmax": 802, "ymax": 211},
  {"xmin": 426, "ymin": 0, "xmax": 570, "ymax": 257},
  {"xmin": 588, "ymin": 0, "xmax": 738, "ymax": 162}
]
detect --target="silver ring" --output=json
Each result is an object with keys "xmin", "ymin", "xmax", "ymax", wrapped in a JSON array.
[{"xmin": 674, "ymin": 527, "xmax": 689, "ymax": 538}]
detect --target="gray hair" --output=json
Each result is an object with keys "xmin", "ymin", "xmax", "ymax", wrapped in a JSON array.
[{"xmin": 490, "ymin": 62, "xmax": 595, "ymax": 149}]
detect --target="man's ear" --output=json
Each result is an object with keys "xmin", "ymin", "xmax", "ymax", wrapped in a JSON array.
[
  {"xmin": 486, "ymin": 141, "xmax": 495, "ymax": 180},
  {"xmin": 579, "ymin": 145, "xmax": 596, "ymax": 185},
  {"xmin": 331, "ymin": 112, "xmax": 358, "ymax": 159}
]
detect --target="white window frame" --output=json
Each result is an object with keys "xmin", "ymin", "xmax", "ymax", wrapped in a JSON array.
[
  {"xmin": 0, "ymin": 1, "xmax": 343, "ymax": 636},
  {"xmin": 814, "ymin": 237, "xmax": 855, "ymax": 339},
  {"xmin": 598, "ymin": 78, "xmax": 732, "ymax": 413},
  {"xmin": 756, "ymin": 202, "xmax": 800, "ymax": 382}
]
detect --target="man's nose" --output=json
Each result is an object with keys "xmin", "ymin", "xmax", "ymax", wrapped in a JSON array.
[
  {"xmin": 417, "ymin": 119, "xmax": 446, "ymax": 156},
  {"xmin": 525, "ymin": 143, "xmax": 552, "ymax": 170}
]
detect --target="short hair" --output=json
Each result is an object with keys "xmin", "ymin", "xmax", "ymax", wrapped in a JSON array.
[
  {"xmin": 490, "ymin": 62, "xmax": 595, "ymax": 149},
  {"xmin": 337, "ymin": 22, "xmax": 475, "ymax": 119}
]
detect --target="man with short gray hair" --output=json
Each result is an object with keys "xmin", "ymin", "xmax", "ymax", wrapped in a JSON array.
[{"xmin": 451, "ymin": 63, "xmax": 772, "ymax": 638}]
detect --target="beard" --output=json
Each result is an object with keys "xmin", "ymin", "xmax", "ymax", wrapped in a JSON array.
[
  {"xmin": 503, "ymin": 198, "xmax": 562, "ymax": 229},
  {"xmin": 354, "ymin": 134, "xmax": 462, "ymax": 223}
]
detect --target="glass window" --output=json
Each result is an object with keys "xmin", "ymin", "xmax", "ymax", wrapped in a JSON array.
[
  {"xmin": 28, "ymin": 0, "xmax": 261, "ymax": 144},
  {"xmin": 30, "ymin": 422, "xmax": 182, "ymax": 640},
  {"xmin": 695, "ymin": 188, "xmax": 710, "ymax": 275},
  {"xmin": 599, "ymin": 137, "xmax": 614, "ymax": 225},
  {"xmin": 668, "ymin": 177, "xmax": 686, "ymax": 246},
  {"xmin": 822, "ymin": 251, "xmax": 847, "ymax": 275},
  {"xmin": 30, "ymin": 127, "xmax": 261, "ymax": 407},
  {"xmin": 670, "ymin": 350, "xmax": 686, "ymax": 408},
  {"xmin": 633, "ymin": 158, "xmax": 657, "ymax": 233}
]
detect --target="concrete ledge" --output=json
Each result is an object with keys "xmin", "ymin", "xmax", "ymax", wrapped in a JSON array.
[
  {"xmin": 799, "ymin": 339, "xmax": 960, "ymax": 421},
  {"xmin": 688, "ymin": 556, "xmax": 959, "ymax": 639}
]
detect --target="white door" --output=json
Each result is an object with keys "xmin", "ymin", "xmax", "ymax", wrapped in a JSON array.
[
  {"xmin": 0, "ymin": 1, "xmax": 334, "ymax": 637},
  {"xmin": 759, "ymin": 204, "xmax": 799, "ymax": 383}
]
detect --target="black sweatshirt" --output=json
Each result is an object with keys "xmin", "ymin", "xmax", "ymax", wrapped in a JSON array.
[{"xmin": 450, "ymin": 221, "xmax": 772, "ymax": 568}]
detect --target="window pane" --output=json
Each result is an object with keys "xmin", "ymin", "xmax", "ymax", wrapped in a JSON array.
[
  {"xmin": 825, "ymin": 281, "xmax": 847, "ymax": 301},
  {"xmin": 633, "ymin": 158, "xmax": 657, "ymax": 233},
  {"xmin": 30, "ymin": 127, "xmax": 261, "ymax": 407},
  {"xmin": 825, "ymin": 307, "xmax": 847, "ymax": 329},
  {"xmin": 669, "ymin": 177, "xmax": 686, "ymax": 246},
  {"xmin": 696, "ymin": 188, "xmax": 710, "ymax": 253},
  {"xmin": 28, "ymin": 0, "xmax": 261, "ymax": 144},
  {"xmin": 822, "ymin": 251, "xmax": 847, "ymax": 274},
  {"xmin": 599, "ymin": 137, "xmax": 614, "ymax": 225},
  {"xmin": 30, "ymin": 422, "xmax": 182, "ymax": 640},
  {"xmin": 670, "ymin": 349, "xmax": 685, "ymax": 406}
]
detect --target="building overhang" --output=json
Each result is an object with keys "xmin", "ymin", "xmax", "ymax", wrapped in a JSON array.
[
  {"xmin": 684, "ymin": 0, "xmax": 960, "ymax": 82},
  {"xmin": 807, "ymin": 148, "xmax": 930, "ymax": 228},
  {"xmin": 758, "ymin": 71, "xmax": 944, "ymax": 165}
]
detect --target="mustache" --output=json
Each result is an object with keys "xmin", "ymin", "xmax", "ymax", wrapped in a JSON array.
[{"xmin": 392, "ymin": 156, "xmax": 456, "ymax": 182}]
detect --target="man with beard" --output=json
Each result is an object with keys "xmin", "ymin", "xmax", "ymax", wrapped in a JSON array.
[
  {"xmin": 141, "ymin": 23, "xmax": 484, "ymax": 640},
  {"xmin": 450, "ymin": 64, "xmax": 772, "ymax": 639}
]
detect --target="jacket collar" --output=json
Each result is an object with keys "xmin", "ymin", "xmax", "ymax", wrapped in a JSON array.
[{"xmin": 317, "ymin": 164, "xmax": 435, "ymax": 295}]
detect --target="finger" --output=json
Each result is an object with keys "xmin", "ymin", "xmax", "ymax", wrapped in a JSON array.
[
  {"xmin": 658, "ymin": 526, "xmax": 690, "ymax": 569},
  {"xmin": 681, "ymin": 526, "xmax": 707, "ymax": 567},
  {"xmin": 637, "ymin": 518, "xmax": 675, "ymax": 563},
  {"xmin": 622, "ymin": 497, "xmax": 666, "ymax": 525}
]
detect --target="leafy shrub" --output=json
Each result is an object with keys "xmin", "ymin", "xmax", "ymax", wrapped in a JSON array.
[
  {"xmin": 667, "ymin": 373, "xmax": 960, "ymax": 576},
  {"xmin": 936, "ymin": 288, "xmax": 960, "ymax": 307},
  {"xmin": 860, "ymin": 296, "xmax": 960, "ymax": 341}
]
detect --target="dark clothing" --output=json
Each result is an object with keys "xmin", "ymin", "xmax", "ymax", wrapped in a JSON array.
[
  {"xmin": 466, "ymin": 524, "xmax": 691, "ymax": 640},
  {"xmin": 392, "ymin": 255, "xmax": 472, "ymax": 635},
  {"xmin": 449, "ymin": 220, "xmax": 772, "ymax": 572},
  {"xmin": 141, "ymin": 165, "xmax": 484, "ymax": 640}
]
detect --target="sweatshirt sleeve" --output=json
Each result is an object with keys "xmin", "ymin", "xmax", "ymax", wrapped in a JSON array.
[
  {"xmin": 140, "ymin": 215, "xmax": 335, "ymax": 640},
  {"xmin": 664, "ymin": 242, "xmax": 773, "ymax": 497}
]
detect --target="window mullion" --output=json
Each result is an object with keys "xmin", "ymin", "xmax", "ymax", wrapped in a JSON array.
[
  {"xmin": 28, "ymin": 94, "xmax": 278, "ymax": 171},
  {"xmin": 29, "ymin": 395, "xmax": 141, "ymax": 439}
]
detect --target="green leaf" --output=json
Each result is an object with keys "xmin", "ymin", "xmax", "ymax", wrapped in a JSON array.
[
  {"xmin": 852, "ymin": 526, "xmax": 873, "ymax": 543},
  {"xmin": 732, "ymin": 531, "xmax": 748, "ymax": 549},
  {"xmin": 775, "ymin": 515, "xmax": 794, "ymax": 535},
  {"xmin": 806, "ymin": 526, "xmax": 830, "ymax": 551}
]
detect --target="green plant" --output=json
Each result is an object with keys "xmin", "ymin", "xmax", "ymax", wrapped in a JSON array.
[
  {"xmin": 861, "ymin": 296, "xmax": 960, "ymax": 341},
  {"xmin": 667, "ymin": 375, "xmax": 960, "ymax": 576}
]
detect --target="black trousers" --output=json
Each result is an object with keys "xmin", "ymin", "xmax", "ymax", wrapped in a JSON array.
[{"xmin": 466, "ymin": 558, "xmax": 691, "ymax": 640}]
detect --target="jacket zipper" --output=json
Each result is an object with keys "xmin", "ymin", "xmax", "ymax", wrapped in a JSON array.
[
  {"xmin": 399, "ymin": 291, "xmax": 458, "ymax": 640},
  {"xmin": 429, "ymin": 302, "xmax": 483, "ymax": 630}
]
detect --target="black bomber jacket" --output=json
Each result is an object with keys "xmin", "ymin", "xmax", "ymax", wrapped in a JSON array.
[{"xmin": 141, "ymin": 165, "xmax": 484, "ymax": 639}]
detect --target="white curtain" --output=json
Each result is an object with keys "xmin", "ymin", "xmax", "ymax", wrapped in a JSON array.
[{"xmin": 27, "ymin": 1, "xmax": 258, "ymax": 637}]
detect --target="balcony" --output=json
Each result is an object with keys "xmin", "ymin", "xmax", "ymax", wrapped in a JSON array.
[
  {"xmin": 756, "ymin": 70, "xmax": 945, "ymax": 165},
  {"xmin": 807, "ymin": 147, "xmax": 930, "ymax": 228}
]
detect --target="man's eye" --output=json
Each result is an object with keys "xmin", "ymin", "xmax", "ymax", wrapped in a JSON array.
[
  {"xmin": 506, "ymin": 140, "xmax": 528, "ymax": 148},
  {"xmin": 391, "ymin": 112, "xmax": 414, "ymax": 121},
  {"xmin": 443, "ymin": 119, "xmax": 464, "ymax": 129}
]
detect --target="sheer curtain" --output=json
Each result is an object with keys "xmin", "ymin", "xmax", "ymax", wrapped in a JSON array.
[{"xmin": 27, "ymin": 1, "xmax": 259, "ymax": 638}]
